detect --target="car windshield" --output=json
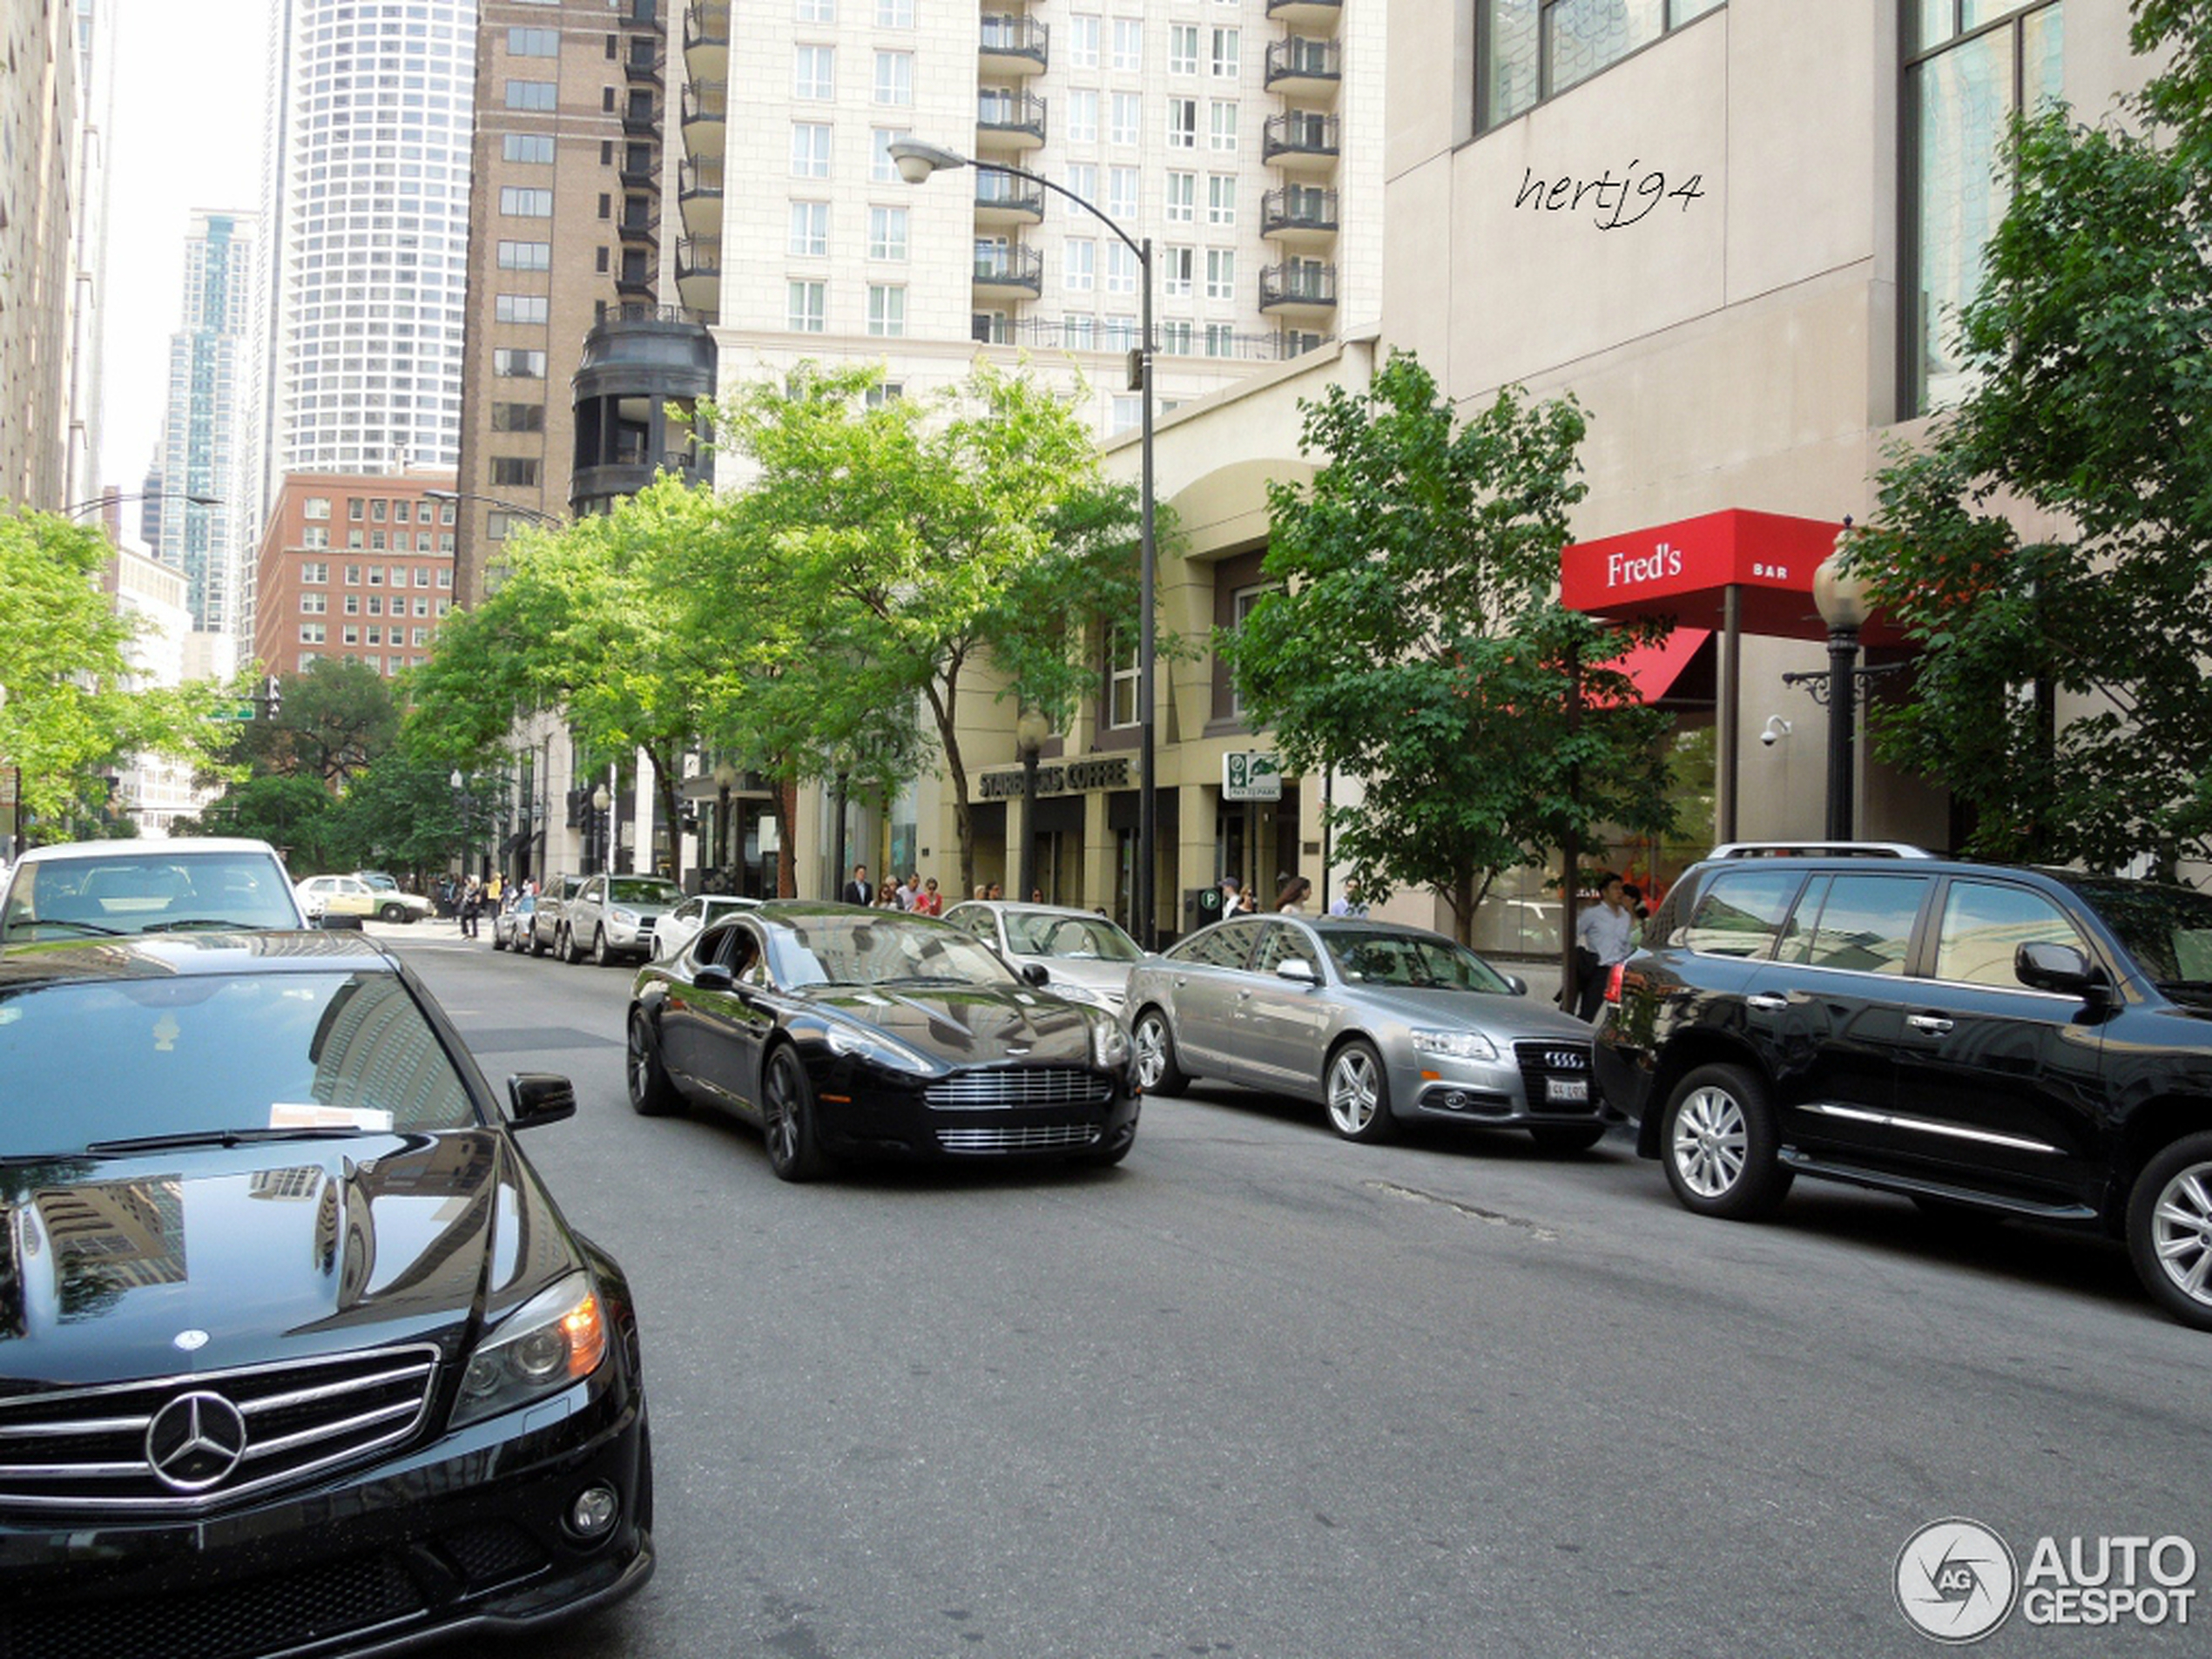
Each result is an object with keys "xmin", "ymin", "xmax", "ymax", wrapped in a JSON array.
[
  {"xmin": 1322, "ymin": 929, "xmax": 1515, "ymax": 993},
  {"xmin": 773, "ymin": 914, "xmax": 1022, "ymax": 989},
  {"xmin": 1002, "ymin": 910, "xmax": 1143, "ymax": 962},
  {"xmin": 0, "ymin": 970, "xmax": 479, "ymax": 1158},
  {"xmin": 3, "ymin": 853, "xmax": 302, "ymax": 941},
  {"xmin": 607, "ymin": 878, "xmax": 682, "ymax": 906},
  {"xmin": 2071, "ymin": 879, "xmax": 2212, "ymax": 988}
]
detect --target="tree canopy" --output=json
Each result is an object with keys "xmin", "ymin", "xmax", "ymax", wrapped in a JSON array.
[
  {"xmin": 1848, "ymin": 10, "xmax": 2212, "ymax": 869},
  {"xmin": 1225, "ymin": 350, "xmax": 1676, "ymax": 943}
]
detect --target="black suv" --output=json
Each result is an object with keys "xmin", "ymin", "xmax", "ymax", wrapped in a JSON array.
[{"xmin": 1592, "ymin": 846, "xmax": 2212, "ymax": 1328}]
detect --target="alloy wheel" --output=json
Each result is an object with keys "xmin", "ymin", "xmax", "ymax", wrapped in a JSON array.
[
  {"xmin": 2149, "ymin": 1163, "xmax": 2212, "ymax": 1309},
  {"xmin": 1670, "ymin": 1085, "xmax": 1748, "ymax": 1199}
]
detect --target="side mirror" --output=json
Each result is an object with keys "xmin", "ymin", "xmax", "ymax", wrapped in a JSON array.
[
  {"xmin": 1022, "ymin": 961, "xmax": 1052, "ymax": 987},
  {"xmin": 316, "ymin": 913, "xmax": 363, "ymax": 931},
  {"xmin": 1501, "ymin": 973, "xmax": 1528, "ymax": 997},
  {"xmin": 2016, "ymin": 941, "xmax": 2110, "ymax": 1001},
  {"xmin": 506, "ymin": 1072, "xmax": 577, "ymax": 1130},
  {"xmin": 693, "ymin": 962, "xmax": 735, "ymax": 991},
  {"xmin": 1274, "ymin": 958, "xmax": 1318, "ymax": 984}
]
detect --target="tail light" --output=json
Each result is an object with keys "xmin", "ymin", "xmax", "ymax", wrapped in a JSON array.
[{"xmin": 1604, "ymin": 962, "xmax": 1628, "ymax": 1006}]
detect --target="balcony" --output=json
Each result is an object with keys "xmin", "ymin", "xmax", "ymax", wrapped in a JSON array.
[
  {"xmin": 675, "ymin": 234, "xmax": 723, "ymax": 317},
  {"xmin": 1264, "ymin": 36, "xmax": 1341, "ymax": 98},
  {"xmin": 619, "ymin": 0, "xmax": 663, "ymax": 30},
  {"xmin": 972, "ymin": 244, "xmax": 1044, "ymax": 300},
  {"xmin": 624, "ymin": 94, "xmax": 661, "ymax": 137},
  {"xmin": 975, "ymin": 89, "xmax": 1047, "ymax": 152},
  {"xmin": 1258, "ymin": 260, "xmax": 1337, "ymax": 314},
  {"xmin": 1260, "ymin": 185, "xmax": 1339, "ymax": 244},
  {"xmin": 974, "ymin": 172, "xmax": 1045, "ymax": 226},
  {"xmin": 624, "ymin": 45, "xmax": 663, "ymax": 87},
  {"xmin": 681, "ymin": 79, "xmax": 726, "ymax": 147},
  {"xmin": 1264, "ymin": 0, "xmax": 1342, "ymax": 27},
  {"xmin": 619, "ymin": 152, "xmax": 659, "ymax": 192},
  {"xmin": 1263, "ymin": 111, "xmax": 1339, "ymax": 172},
  {"xmin": 618, "ymin": 204, "xmax": 659, "ymax": 251},
  {"xmin": 979, "ymin": 14, "xmax": 1049, "ymax": 77},
  {"xmin": 678, "ymin": 155, "xmax": 723, "ymax": 240},
  {"xmin": 684, "ymin": 0, "xmax": 728, "ymax": 77}
]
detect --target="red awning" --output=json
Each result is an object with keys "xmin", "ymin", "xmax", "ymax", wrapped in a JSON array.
[{"xmin": 1605, "ymin": 627, "xmax": 1710, "ymax": 705}]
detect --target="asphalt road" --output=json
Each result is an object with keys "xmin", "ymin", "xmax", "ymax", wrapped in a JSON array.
[{"xmin": 383, "ymin": 923, "xmax": 2212, "ymax": 1659}]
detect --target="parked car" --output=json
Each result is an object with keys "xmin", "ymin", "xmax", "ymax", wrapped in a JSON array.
[
  {"xmin": 491, "ymin": 890, "xmax": 537, "ymax": 951},
  {"xmin": 3, "ymin": 839, "xmax": 310, "ymax": 942},
  {"xmin": 625, "ymin": 901, "xmax": 1138, "ymax": 1179},
  {"xmin": 941, "ymin": 900, "xmax": 1147, "ymax": 1011},
  {"xmin": 1123, "ymin": 914, "xmax": 1605, "ymax": 1150},
  {"xmin": 1592, "ymin": 845, "xmax": 2212, "ymax": 1329},
  {"xmin": 530, "ymin": 873, "xmax": 588, "ymax": 957},
  {"xmin": 563, "ymin": 874, "xmax": 685, "ymax": 967},
  {"xmin": 650, "ymin": 893, "xmax": 759, "ymax": 961},
  {"xmin": 0, "ymin": 930, "xmax": 654, "ymax": 1651},
  {"xmin": 295, "ymin": 872, "xmax": 379, "ymax": 921},
  {"xmin": 354, "ymin": 871, "xmax": 433, "ymax": 923}
]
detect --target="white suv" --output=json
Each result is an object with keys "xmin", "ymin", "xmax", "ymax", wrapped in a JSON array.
[{"xmin": 3, "ymin": 839, "xmax": 311, "ymax": 942}]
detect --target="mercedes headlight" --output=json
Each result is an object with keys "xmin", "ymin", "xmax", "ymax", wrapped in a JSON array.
[
  {"xmin": 453, "ymin": 1272, "xmax": 608, "ymax": 1428},
  {"xmin": 1090, "ymin": 1014, "xmax": 1131, "ymax": 1069},
  {"xmin": 1410, "ymin": 1028, "xmax": 1498, "ymax": 1062},
  {"xmin": 824, "ymin": 1021, "xmax": 935, "ymax": 1075}
]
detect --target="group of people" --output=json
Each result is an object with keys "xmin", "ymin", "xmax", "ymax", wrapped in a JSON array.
[
  {"xmin": 840, "ymin": 865, "xmax": 946, "ymax": 915},
  {"xmin": 448, "ymin": 870, "xmax": 509, "ymax": 939},
  {"xmin": 1570, "ymin": 872, "xmax": 1650, "ymax": 1020},
  {"xmin": 1216, "ymin": 872, "xmax": 1355, "ymax": 917}
]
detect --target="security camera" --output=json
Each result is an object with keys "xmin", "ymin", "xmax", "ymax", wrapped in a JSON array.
[
  {"xmin": 1760, "ymin": 716, "xmax": 1791, "ymax": 747},
  {"xmin": 1760, "ymin": 727, "xmax": 1778, "ymax": 747}
]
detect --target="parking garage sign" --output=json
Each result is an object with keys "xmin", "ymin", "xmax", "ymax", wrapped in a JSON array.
[{"xmin": 1223, "ymin": 751, "xmax": 1282, "ymax": 801}]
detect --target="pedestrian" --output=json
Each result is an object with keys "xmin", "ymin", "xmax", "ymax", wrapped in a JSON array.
[
  {"xmin": 918, "ymin": 876, "xmax": 943, "ymax": 916},
  {"xmin": 1275, "ymin": 875, "xmax": 1312, "ymax": 914},
  {"xmin": 459, "ymin": 877, "xmax": 482, "ymax": 939},
  {"xmin": 487, "ymin": 871, "xmax": 504, "ymax": 907},
  {"xmin": 1622, "ymin": 881, "xmax": 1650, "ymax": 922},
  {"xmin": 1574, "ymin": 872, "xmax": 1635, "ymax": 1021},
  {"xmin": 1328, "ymin": 878, "xmax": 1368, "ymax": 918},
  {"xmin": 987, "ymin": 881, "xmax": 1004, "ymax": 900},
  {"xmin": 1217, "ymin": 875, "xmax": 1251, "ymax": 918},
  {"xmin": 1029, "ymin": 887, "xmax": 1044, "ymax": 904},
  {"xmin": 842, "ymin": 863, "xmax": 873, "ymax": 906}
]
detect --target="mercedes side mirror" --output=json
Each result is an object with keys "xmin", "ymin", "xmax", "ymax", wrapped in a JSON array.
[{"xmin": 506, "ymin": 1072, "xmax": 577, "ymax": 1130}]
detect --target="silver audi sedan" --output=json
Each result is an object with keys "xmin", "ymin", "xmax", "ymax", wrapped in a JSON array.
[{"xmin": 1123, "ymin": 914, "xmax": 1607, "ymax": 1151}]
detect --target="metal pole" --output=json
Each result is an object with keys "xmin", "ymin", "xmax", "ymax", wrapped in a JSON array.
[
  {"xmin": 1136, "ymin": 235, "xmax": 1158, "ymax": 951},
  {"xmin": 1020, "ymin": 747, "xmax": 1040, "ymax": 903},
  {"xmin": 1718, "ymin": 584, "xmax": 1742, "ymax": 844},
  {"xmin": 1826, "ymin": 624, "xmax": 1858, "ymax": 841}
]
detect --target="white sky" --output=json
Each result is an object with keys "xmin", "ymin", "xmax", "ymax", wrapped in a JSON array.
[{"xmin": 98, "ymin": 0, "xmax": 273, "ymax": 494}]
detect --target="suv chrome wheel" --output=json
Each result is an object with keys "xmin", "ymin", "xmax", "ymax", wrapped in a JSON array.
[
  {"xmin": 2128, "ymin": 1133, "xmax": 2212, "ymax": 1331},
  {"xmin": 1660, "ymin": 1062, "xmax": 1790, "ymax": 1220}
]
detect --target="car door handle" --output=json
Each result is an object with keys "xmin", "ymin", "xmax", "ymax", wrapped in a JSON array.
[
  {"xmin": 1907, "ymin": 1014, "xmax": 1955, "ymax": 1035},
  {"xmin": 1745, "ymin": 994, "xmax": 1789, "ymax": 1012}
]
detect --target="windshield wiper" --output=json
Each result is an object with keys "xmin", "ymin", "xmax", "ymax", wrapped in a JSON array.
[
  {"xmin": 84, "ymin": 1128, "xmax": 372, "ymax": 1157},
  {"xmin": 880, "ymin": 974, "xmax": 978, "ymax": 988},
  {"xmin": 138, "ymin": 918, "xmax": 262, "ymax": 934},
  {"xmin": 5, "ymin": 919, "xmax": 124, "ymax": 938}
]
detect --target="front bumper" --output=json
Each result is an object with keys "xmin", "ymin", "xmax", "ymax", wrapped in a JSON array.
[
  {"xmin": 0, "ymin": 1369, "xmax": 652, "ymax": 1659},
  {"xmin": 1394, "ymin": 1042, "xmax": 1607, "ymax": 1127},
  {"xmin": 805, "ymin": 1055, "xmax": 1141, "ymax": 1162}
]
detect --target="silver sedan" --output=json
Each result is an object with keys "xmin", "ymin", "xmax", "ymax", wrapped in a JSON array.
[
  {"xmin": 1123, "ymin": 915, "xmax": 1606, "ymax": 1151},
  {"xmin": 940, "ymin": 900, "xmax": 1146, "ymax": 1012}
]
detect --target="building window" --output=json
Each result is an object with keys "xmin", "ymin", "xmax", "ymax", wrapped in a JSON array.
[
  {"xmin": 1107, "ymin": 242, "xmax": 1139, "ymax": 295},
  {"xmin": 370, "ymin": 499, "xmax": 387, "ymax": 523},
  {"xmin": 490, "ymin": 458, "xmax": 541, "ymax": 487},
  {"xmin": 1208, "ymin": 173, "xmax": 1237, "ymax": 226},
  {"xmin": 497, "ymin": 239, "xmax": 552, "ymax": 270},
  {"xmin": 1209, "ymin": 100, "xmax": 1238, "ymax": 150},
  {"xmin": 1068, "ymin": 162, "xmax": 1099, "ymax": 205},
  {"xmin": 876, "ymin": 0, "xmax": 912, "ymax": 24},
  {"xmin": 793, "ymin": 44, "xmax": 835, "ymax": 100},
  {"xmin": 1206, "ymin": 248, "xmax": 1235, "ymax": 300},
  {"xmin": 790, "ymin": 199, "xmax": 830, "ymax": 257},
  {"xmin": 494, "ymin": 348, "xmax": 548, "ymax": 377},
  {"xmin": 344, "ymin": 563, "xmax": 362, "ymax": 584},
  {"xmin": 873, "ymin": 51, "xmax": 913, "ymax": 106},
  {"xmin": 791, "ymin": 123, "xmax": 833, "ymax": 179},
  {"xmin": 303, "ymin": 496, "xmax": 331, "ymax": 520},
  {"xmin": 1166, "ymin": 171, "xmax": 1196, "ymax": 223},
  {"xmin": 788, "ymin": 280, "xmax": 827, "ymax": 332},
  {"xmin": 1106, "ymin": 630, "xmax": 1139, "ymax": 727},
  {"xmin": 868, "ymin": 204, "xmax": 908, "ymax": 260},
  {"xmin": 1069, "ymin": 14, "xmax": 1100, "ymax": 69},
  {"xmin": 1478, "ymin": 0, "xmax": 1723, "ymax": 132},
  {"xmin": 1112, "ymin": 18, "xmax": 1143, "ymax": 71},
  {"xmin": 492, "ymin": 401, "xmax": 546, "ymax": 432},
  {"xmin": 1906, "ymin": 0, "xmax": 2064, "ymax": 415},
  {"xmin": 1170, "ymin": 24, "xmax": 1199, "ymax": 75},
  {"xmin": 500, "ymin": 187, "xmax": 554, "ymax": 217},
  {"xmin": 503, "ymin": 132, "xmax": 556, "ymax": 164},
  {"xmin": 300, "ymin": 623, "xmax": 327, "ymax": 644},
  {"xmin": 1110, "ymin": 92, "xmax": 1142, "ymax": 146},
  {"xmin": 867, "ymin": 284, "xmax": 907, "ymax": 337},
  {"xmin": 1211, "ymin": 27, "xmax": 1239, "ymax": 77},
  {"xmin": 508, "ymin": 26, "xmax": 560, "ymax": 55},
  {"xmin": 1167, "ymin": 97, "xmax": 1197, "ymax": 148},
  {"xmin": 302, "ymin": 526, "xmax": 329, "ymax": 550},
  {"xmin": 1068, "ymin": 89, "xmax": 1098, "ymax": 144},
  {"xmin": 1106, "ymin": 166, "xmax": 1138, "ymax": 219},
  {"xmin": 496, "ymin": 293, "xmax": 550, "ymax": 323},
  {"xmin": 1163, "ymin": 246, "xmax": 1194, "ymax": 299},
  {"xmin": 796, "ymin": 0, "xmax": 834, "ymax": 19},
  {"xmin": 301, "ymin": 561, "xmax": 328, "ymax": 584},
  {"xmin": 504, "ymin": 79, "xmax": 557, "ymax": 111},
  {"xmin": 1064, "ymin": 238, "xmax": 1096, "ymax": 293}
]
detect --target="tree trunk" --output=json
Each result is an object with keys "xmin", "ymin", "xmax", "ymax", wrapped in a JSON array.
[
  {"xmin": 650, "ymin": 745, "xmax": 685, "ymax": 883},
  {"xmin": 922, "ymin": 677, "xmax": 974, "ymax": 899}
]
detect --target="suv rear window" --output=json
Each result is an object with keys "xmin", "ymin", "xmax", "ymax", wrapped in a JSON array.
[
  {"xmin": 1777, "ymin": 873, "xmax": 1931, "ymax": 975},
  {"xmin": 1681, "ymin": 868, "xmax": 1805, "ymax": 959}
]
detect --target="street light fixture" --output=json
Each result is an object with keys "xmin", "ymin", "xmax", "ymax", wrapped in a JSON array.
[
  {"xmin": 591, "ymin": 783, "xmax": 613, "ymax": 875},
  {"xmin": 57, "ymin": 490, "xmax": 221, "ymax": 520},
  {"xmin": 422, "ymin": 488, "xmax": 565, "ymax": 529},
  {"xmin": 711, "ymin": 759, "xmax": 739, "ymax": 887},
  {"xmin": 888, "ymin": 138, "xmax": 1161, "ymax": 948},
  {"xmin": 1015, "ymin": 706, "xmax": 1051, "ymax": 904},
  {"xmin": 1784, "ymin": 518, "xmax": 1898, "ymax": 841}
]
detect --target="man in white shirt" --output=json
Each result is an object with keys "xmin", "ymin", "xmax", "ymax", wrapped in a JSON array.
[{"xmin": 1574, "ymin": 873, "xmax": 1636, "ymax": 1021}]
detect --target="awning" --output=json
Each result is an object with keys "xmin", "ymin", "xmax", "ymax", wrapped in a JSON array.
[{"xmin": 1602, "ymin": 627, "xmax": 1711, "ymax": 706}]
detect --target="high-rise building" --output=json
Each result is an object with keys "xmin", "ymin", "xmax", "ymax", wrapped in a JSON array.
[
  {"xmin": 149, "ymin": 210, "xmax": 258, "ymax": 635},
  {"xmin": 253, "ymin": 470, "xmax": 460, "ymax": 681},
  {"xmin": 674, "ymin": 0, "xmax": 1382, "ymax": 436},
  {"xmin": 247, "ymin": 0, "xmax": 479, "ymax": 548}
]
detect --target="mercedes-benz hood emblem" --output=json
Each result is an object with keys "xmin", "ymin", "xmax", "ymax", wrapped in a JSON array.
[{"xmin": 145, "ymin": 1391, "xmax": 249, "ymax": 1493}]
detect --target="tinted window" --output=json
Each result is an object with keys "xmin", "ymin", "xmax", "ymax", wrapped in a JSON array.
[
  {"xmin": 1682, "ymin": 868, "xmax": 1806, "ymax": 958},
  {"xmin": 1251, "ymin": 922, "xmax": 1320, "ymax": 977},
  {"xmin": 607, "ymin": 877, "xmax": 682, "ymax": 905},
  {"xmin": 1170, "ymin": 919, "xmax": 1261, "ymax": 968},
  {"xmin": 0, "ymin": 972, "xmax": 476, "ymax": 1155},
  {"xmin": 1323, "ymin": 929, "xmax": 1513, "ymax": 992},
  {"xmin": 1936, "ymin": 880, "xmax": 2087, "ymax": 989},
  {"xmin": 2070, "ymin": 879, "xmax": 2212, "ymax": 987},
  {"xmin": 1790, "ymin": 874, "xmax": 1930, "ymax": 975},
  {"xmin": 772, "ymin": 914, "xmax": 1019, "ymax": 988}
]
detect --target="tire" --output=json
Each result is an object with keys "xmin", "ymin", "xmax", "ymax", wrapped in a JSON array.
[
  {"xmin": 490, "ymin": 929, "xmax": 507, "ymax": 952},
  {"xmin": 592, "ymin": 927, "xmax": 611, "ymax": 968},
  {"xmin": 1659, "ymin": 1062, "xmax": 1792, "ymax": 1219},
  {"xmin": 625, "ymin": 1010, "xmax": 683, "ymax": 1117},
  {"xmin": 1130, "ymin": 1008, "xmax": 1190, "ymax": 1096},
  {"xmin": 1325, "ymin": 1038, "xmax": 1396, "ymax": 1143},
  {"xmin": 560, "ymin": 925, "xmax": 583, "ymax": 965},
  {"xmin": 761, "ymin": 1047, "xmax": 831, "ymax": 1182},
  {"xmin": 529, "ymin": 927, "xmax": 548, "ymax": 958},
  {"xmin": 2127, "ymin": 1131, "xmax": 2212, "ymax": 1331},
  {"xmin": 379, "ymin": 902, "xmax": 405, "ymax": 923},
  {"xmin": 1530, "ymin": 1123, "xmax": 1608, "ymax": 1155}
]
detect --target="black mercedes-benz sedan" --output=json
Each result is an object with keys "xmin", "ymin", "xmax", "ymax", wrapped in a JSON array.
[
  {"xmin": 626, "ymin": 901, "xmax": 1139, "ymax": 1179},
  {"xmin": 0, "ymin": 932, "xmax": 652, "ymax": 1658}
]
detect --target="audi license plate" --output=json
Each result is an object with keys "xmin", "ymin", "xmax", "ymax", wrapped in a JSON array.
[{"xmin": 1545, "ymin": 1077, "xmax": 1589, "ymax": 1105}]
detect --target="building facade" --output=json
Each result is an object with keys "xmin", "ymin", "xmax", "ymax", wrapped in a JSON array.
[
  {"xmin": 148, "ymin": 209, "xmax": 259, "ymax": 635},
  {"xmin": 99, "ymin": 545, "xmax": 208, "ymax": 837},
  {"xmin": 248, "ymin": 0, "xmax": 479, "ymax": 557},
  {"xmin": 252, "ymin": 470, "xmax": 460, "ymax": 681}
]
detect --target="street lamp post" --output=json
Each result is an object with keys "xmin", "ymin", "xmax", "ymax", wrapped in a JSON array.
[
  {"xmin": 1783, "ymin": 520, "xmax": 1900, "ymax": 842},
  {"xmin": 888, "ymin": 138, "xmax": 1159, "ymax": 948},
  {"xmin": 57, "ymin": 490, "xmax": 220, "ymax": 521},
  {"xmin": 421, "ymin": 488, "xmax": 565, "ymax": 529},
  {"xmin": 1015, "ymin": 706, "xmax": 1050, "ymax": 904},
  {"xmin": 711, "ymin": 759, "xmax": 738, "ymax": 890},
  {"xmin": 591, "ymin": 784, "xmax": 612, "ymax": 875}
]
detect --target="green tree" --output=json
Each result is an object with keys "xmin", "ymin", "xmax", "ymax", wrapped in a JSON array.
[
  {"xmin": 0, "ymin": 508, "xmax": 233, "ymax": 841},
  {"xmin": 1224, "ymin": 351, "xmax": 1676, "ymax": 945},
  {"xmin": 1849, "ymin": 11, "xmax": 2212, "ymax": 869},
  {"xmin": 231, "ymin": 658, "xmax": 399, "ymax": 787},
  {"xmin": 713, "ymin": 363, "xmax": 1143, "ymax": 896}
]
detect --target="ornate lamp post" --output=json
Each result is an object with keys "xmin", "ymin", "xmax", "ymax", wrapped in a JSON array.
[
  {"xmin": 1015, "ymin": 706, "xmax": 1051, "ymax": 904},
  {"xmin": 1783, "ymin": 520, "xmax": 1899, "ymax": 841},
  {"xmin": 888, "ymin": 138, "xmax": 1159, "ymax": 947},
  {"xmin": 711, "ymin": 759, "xmax": 738, "ymax": 888},
  {"xmin": 591, "ymin": 783, "xmax": 612, "ymax": 875}
]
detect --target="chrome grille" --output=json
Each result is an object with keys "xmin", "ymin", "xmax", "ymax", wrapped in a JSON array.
[
  {"xmin": 1514, "ymin": 1039, "xmax": 1596, "ymax": 1115},
  {"xmin": 0, "ymin": 1344, "xmax": 440, "ymax": 1512},
  {"xmin": 924, "ymin": 1067, "xmax": 1112, "ymax": 1109},
  {"xmin": 937, "ymin": 1123, "xmax": 1103, "ymax": 1154}
]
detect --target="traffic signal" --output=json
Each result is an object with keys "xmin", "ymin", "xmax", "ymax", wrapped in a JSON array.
[{"xmin": 263, "ymin": 675, "xmax": 282, "ymax": 718}]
